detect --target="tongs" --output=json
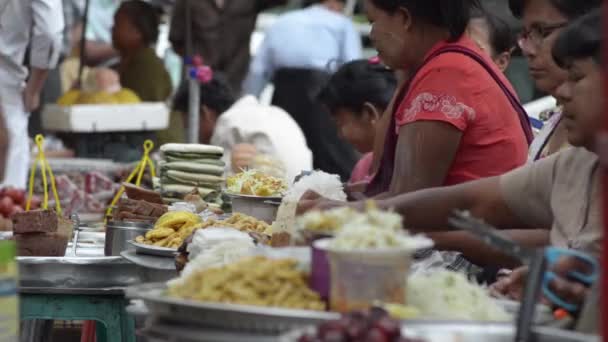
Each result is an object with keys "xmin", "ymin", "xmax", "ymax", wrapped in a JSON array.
[
  {"xmin": 448, "ymin": 211, "xmax": 598, "ymax": 342},
  {"xmin": 71, "ymin": 214, "xmax": 81, "ymax": 257}
]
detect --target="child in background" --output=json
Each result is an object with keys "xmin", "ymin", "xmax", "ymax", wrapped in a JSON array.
[
  {"xmin": 318, "ymin": 59, "xmax": 397, "ymax": 191},
  {"xmin": 112, "ymin": 0, "xmax": 179, "ymax": 144},
  {"xmin": 467, "ymin": 7, "xmax": 516, "ymax": 73}
]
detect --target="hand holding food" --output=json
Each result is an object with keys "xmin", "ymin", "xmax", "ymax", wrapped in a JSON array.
[
  {"xmin": 168, "ymin": 256, "xmax": 325, "ymax": 311},
  {"xmin": 135, "ymin": 211, "xmax": 202, "ymax": 248}
]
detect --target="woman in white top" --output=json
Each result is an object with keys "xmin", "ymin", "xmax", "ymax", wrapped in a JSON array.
[{"xmin": 173, "ymin": 73, "xmax": 312, "ymax": 183}]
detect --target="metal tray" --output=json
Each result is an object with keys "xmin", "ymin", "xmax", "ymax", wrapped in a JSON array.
[
  {"xmin": 121, "ymin": 250, "xmax": 178, "ymax": 283},
  {"xmin": 126, "ymin": 283, "xmax": 340, "ymax": 334},
  {"xmin": 18, "ymin": 256, "xmax": 140, "ymax": 292},
  {"xmin": 129, "ymin": 240, "xmax": 177, "ymax": 257},
  {"xmin": 282, "ymin": 323, "xmax": 600, "ymax": 342}
]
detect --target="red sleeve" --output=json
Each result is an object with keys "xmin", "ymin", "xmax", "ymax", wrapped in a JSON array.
[{"xmin": 395, "ymin": 56, "xmax": 479, "ymax": 131}]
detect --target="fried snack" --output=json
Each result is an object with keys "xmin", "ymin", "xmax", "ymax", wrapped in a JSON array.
[
  {"xmin": 200, "ymin": 213, "xmax": 271, "ymax": 235},
  {"xmin": 226, "ymin": 170, "xmax": 287, "ymax": 197},
  {"xmin": 135, "ymin": 211, "xmax": 202, "ymax": 249},
  {"xmin": 168, "ymin": 256, "xmax": 325, "ymax": 311}
]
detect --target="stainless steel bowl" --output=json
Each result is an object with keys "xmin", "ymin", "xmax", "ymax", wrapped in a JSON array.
[
  {"xmin": 105, "ymin": 221, "xmax": 152, "ymax": 256},
  {"xmin": 227, "ymin": 193, "xmax": 281, "ymax": 223}
]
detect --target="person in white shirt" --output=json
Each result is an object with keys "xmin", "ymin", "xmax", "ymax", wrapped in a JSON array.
[
  {"xmin": 0, "ymin": 0, "xmax": 64, "ymax": 188},
  {"xmin": 173, "ymin": 73, "xmax": 312, "ymax": 183}
]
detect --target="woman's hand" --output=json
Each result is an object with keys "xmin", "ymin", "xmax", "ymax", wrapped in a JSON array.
[
  {"xmin": 490, "ymin": 255, "xmax": 594, "ymax": 310},
  {"xmin": 296, "ymin": 190, "xmax": 346, "ymax": 215},
  {"xmin": 231, "ymin": 144, "xmax": 257, "ymax": 172},
  {"xmin": 490, "ymin": 266, "xmax": 528, "ymax": 300}
]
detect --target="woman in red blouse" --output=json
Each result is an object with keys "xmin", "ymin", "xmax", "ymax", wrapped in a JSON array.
[{"xmin": 361, "ymin": 0, "xmax": 533, "ymax": 197}]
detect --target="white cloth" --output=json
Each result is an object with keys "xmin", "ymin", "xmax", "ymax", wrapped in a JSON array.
[
  {"xmin": 0, "ymin": 0, "xmax": 64, "ymax": 85},
  {"xmin": 210, "ymin": 96, "xmax": 313, "ymax": 183},
  {"xmin": 0, "ymin": 81, "xmax": 30, "ymax": 188}
]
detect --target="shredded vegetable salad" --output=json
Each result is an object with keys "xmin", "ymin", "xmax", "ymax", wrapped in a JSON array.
[
  {"xmin": 406, "ymin": 270, "xmax": 511, "ymax": 322},
  {"xmin": 226, "ymin": 170, "xmax": 287, "ymax": 197}
]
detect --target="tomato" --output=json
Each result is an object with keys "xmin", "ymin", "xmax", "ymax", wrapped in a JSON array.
[
  {"xmin": 5, "ymin": 188, "xmax": 25, "ymax": 206},
  {"xmin": 8, "ymin": 206, "xmax": 23, "ymax": 218},
  {"xmin": 0, "ymin": 197, "xmax": 14, "ymax": 217}
]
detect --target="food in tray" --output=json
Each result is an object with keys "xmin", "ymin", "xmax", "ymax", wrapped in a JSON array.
[
  {"xmin": 297, "ymin": 207, "xmax": 359, "ymax": 234},
  {"xmin": 170, "ymin": 228, "xmax": 256, "ymax": 283},
  {"xmin": 135, "ymin": 211, "xmax": 202, "ymax": 249},
  {"xmin": 305, "ymin": 203, "xmax": 425, "ymax": 250},
  {"xmin": 405, "ymin": 270, "xmax": 510, "ymax": 322},
  {"xmin": 200, "ymin": 213, "xmax": 271, "ymax": 235},
  {"xmin": 168, "ymin": 256, "xmax": 325, "ymax": 311},
  {"xmin": 226, "ymin": 170, "xmax": 287, "ymax": 197},
  {"xmin": 298, "ymin": 307, "xmax": 425, "ymax": 342},
  {"xmin": 57, "ymin": 68, "xmax": 142, "ymax": 105},
  {"xmin": 12, "ymin": 209, "xmax": 73, "ymax": 257}
]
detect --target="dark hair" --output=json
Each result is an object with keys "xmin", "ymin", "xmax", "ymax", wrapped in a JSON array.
[
  {"xmin": 369, "ymin": 0, "xmax": 481, "ymax": 41},
  {"xmin": 118, "ymin": 0, "xmax": 162, "ymax": 46},
  {"xmin": 552, "ymin": 10, "xmax": 601, "ymax": 68},
  {"xmin": 173, "ymin": 74, "xmax": 236, "ymax": 115},
  {"xmin": 319, "ymin": 60, "xmax": 397, "ymax": 115},
  {"xmin": 302, "ymin": 0, "xmax": 346, "ymax": 7},
  {"xmin": 508, "ymin": 0, "xmax": 601, "ymax": 19},
  {"xmin": 470, "ymin": 7, "xmax": 515, "ymax": 55}
]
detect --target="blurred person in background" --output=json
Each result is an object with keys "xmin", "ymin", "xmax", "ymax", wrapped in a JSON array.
[
  {"xmin": 243, "ymin": 0, "xmax": 362, "ymax": 181},
  {"xmin": 512, "ymin": 0, "xmax": 601, "ymax": 162},
  {"xmin": 113, "ymin": 0, "xmax": 172, "ymax": 102},
  {"xmin": 84, "ymin": 0, "xmax": 120, "ymax": 66},
  {"xmin": 0, "ymin": 0, "xmax": 64, "ymax": 188},
  {"xmin": 169, "ymin": 0, "xmax": 287, "ymax": 93},
  {"xmin": 318, "ymin": 58, "xmax": 397, "ymax": 193},
  {"xmin": 467, "ymin": 6, "xmax": 516, "ymax": 73},
  {"xmin": 112, "ymin": 0, "xmax": 176, "ymax": 145},
  {"xmin": 173, "ymin": 73, "xmax": 312, "ymax": 182}
]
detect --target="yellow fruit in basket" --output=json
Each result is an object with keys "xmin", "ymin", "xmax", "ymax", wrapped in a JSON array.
[
  {"xmin": 57, "ymin": 89, "xmax": 82, "ymax": 106},
  {"xmin": 113, "ymin": 88, "xmax": 141, "ymax": 104}
]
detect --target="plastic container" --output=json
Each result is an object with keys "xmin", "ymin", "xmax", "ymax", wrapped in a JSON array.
[
  {"xmin": 314, "ymin": 238, "xmax": 418, "ymax": 313},
  {"xmin": 308, "ymin": 233, "xmax": 334, "ymax": 302}
]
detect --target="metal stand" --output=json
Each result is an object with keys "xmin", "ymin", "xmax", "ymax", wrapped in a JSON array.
[
  {"xmin": 516, "ymin": 249, "xmax": 547, "ymax": 342},
  {"xmin": 184, "ymin": 0, "xmax": 200, "ymax": 144}
]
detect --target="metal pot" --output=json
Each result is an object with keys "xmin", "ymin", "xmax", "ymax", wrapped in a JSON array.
[
  {"xmin": 227, "ymin": 193, "xmax": 281, "ymax": 223},
  {"xmin": 105, "ymin": 221, "xmax": 152, "ymax": 256}
]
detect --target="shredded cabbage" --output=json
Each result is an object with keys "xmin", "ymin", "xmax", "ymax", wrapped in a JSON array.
[
  {"xmin": 406, "ymin": 270, "xmax": 511, "ymax": 322},
  {"xmin": 169, "ymin": 229, "xmax": 256, "ymax": 287},
  {"xmin": 326, "ymin": 204, "xmax": 429, "ymax": 250}
]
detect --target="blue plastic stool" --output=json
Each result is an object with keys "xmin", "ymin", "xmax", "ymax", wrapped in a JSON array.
[{"xmin": 20, "ymin": 293, "xmax": 135, "ymax": 342}]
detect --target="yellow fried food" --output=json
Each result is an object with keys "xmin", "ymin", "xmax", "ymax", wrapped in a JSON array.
[
  {"xmin": 200, "ymin": 213, "xmax": 271, "ymax": 235},
  {"xmin": 226, "ymin": 170, "xmax": 287, "ymax": 197},
  {"xmin": 136, "ymin": 211, "xmax": 203, "ymax": 248},
  {"xmin": 145, "ymin": 227, "xmax": 175, "ymax": 240},
  {"xmin": 168, "ymin": 256, "xmax": 325, "ymax": 311}
]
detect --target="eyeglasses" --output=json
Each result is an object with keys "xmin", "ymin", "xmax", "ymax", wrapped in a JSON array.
[{"xmin": 517, "ymin": 22, "xmax": 569, "ymax": 50}]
